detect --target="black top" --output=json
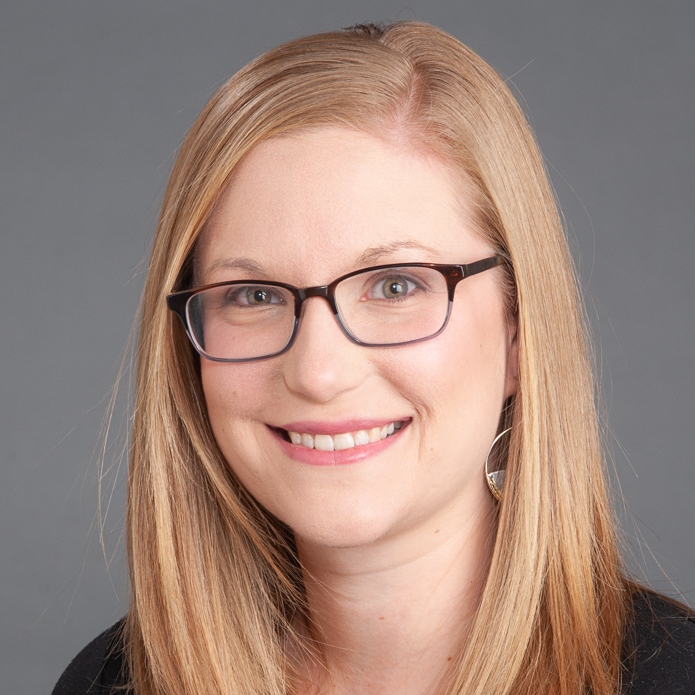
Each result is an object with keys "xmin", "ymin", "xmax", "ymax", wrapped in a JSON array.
[
  {"xmin": 52, "ymin": 591, "xmax": 695, "ymax": 694},
  {"xmin": 622, "ymin": 591, "xmax": 695, "ymax": 694}
]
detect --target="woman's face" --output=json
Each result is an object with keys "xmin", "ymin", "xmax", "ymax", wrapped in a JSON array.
[{"xmin": 197, "ymin": 128, "xmax": 517, "ymax": 551}]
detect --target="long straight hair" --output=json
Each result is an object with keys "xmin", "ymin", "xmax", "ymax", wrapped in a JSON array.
[{"xmin": 125, "ymin": 21, "xmax": 627, "ymax": 695}]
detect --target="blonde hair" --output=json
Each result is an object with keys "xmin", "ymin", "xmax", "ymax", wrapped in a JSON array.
[{"xmin": 125, "ymin": 21, "xmax": 627, "ymax": 695}]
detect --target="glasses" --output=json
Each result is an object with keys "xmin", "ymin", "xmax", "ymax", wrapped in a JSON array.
[{"xmin": 167, "ymin": 256, "xmax": 503, "ymax": 362}]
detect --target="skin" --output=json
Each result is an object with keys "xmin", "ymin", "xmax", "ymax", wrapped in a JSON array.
[{"xmin": 197, "ymin": 128, "xmax": 518, "ymax": 694}]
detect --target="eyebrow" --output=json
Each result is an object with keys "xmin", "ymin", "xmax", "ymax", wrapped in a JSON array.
[
  {"xmin": 355, "ymin": 240, "xmax": 441, "ymax": 266},
  {"xmin": 200, "ymin": 256, "xmax": 266, "ymax": 282},
  {"xmin": 201, "ymin": 240, "xmax": 441, "ymax": 283}
]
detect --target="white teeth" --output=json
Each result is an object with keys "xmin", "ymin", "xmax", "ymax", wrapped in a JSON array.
[
  {"xmin": 334, "ymin": 433, "xmax": 355, "ymax": 450},
  {"xmin": 314, "ymin": 434, "xmax": 334, "ymax": 451},
  {"xmin": 286, "ymin": 421, "xmax": 405, "ymax": 450},
  {"xmin": 353, "ymin": 430, "xmax": 370, "ymax": 446}
]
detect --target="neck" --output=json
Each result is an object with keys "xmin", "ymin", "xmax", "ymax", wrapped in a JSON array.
[{"xmin": 292, "ymin": 498, "xmax": 496, "ymax": 695}]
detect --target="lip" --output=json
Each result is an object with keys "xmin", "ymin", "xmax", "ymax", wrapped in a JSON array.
[{"xmin": 268, "ymin": 418, "xmax": 410, "ymax": 466}]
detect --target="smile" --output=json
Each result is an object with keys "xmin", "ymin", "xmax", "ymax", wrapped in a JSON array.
[
  {"xmin": 269, "ymin": 418, "xmax": 411, "ymax": 466},
  {"xmin": 284, "ymin": 420, "xmax": 407, "ymax": 451}
]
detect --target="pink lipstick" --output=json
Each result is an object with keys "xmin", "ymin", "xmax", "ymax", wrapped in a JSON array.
[{"xmin": 269, "ymin": 418, "xmax": 410, "ymax": 466}]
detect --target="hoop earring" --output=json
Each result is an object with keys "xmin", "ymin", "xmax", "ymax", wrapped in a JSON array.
[{"xmin": 485, "ymin": 428, "xmax": 511, "ymax": 501}]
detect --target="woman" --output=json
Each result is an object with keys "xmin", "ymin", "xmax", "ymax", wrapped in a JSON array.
[{"xmin": 53, "ymin": 21, "xmax": 694, "ymax": 695}]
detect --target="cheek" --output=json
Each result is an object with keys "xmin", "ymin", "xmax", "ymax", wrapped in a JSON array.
[
  {"xmin": 379, "ymin": 300, "xmax": 510, "ymax": 455},
  {"xmin": 387, "ymin": 305, "xmax": 508, "ymax": 404},
  {"xmin": 200, "ymin": 360, "xmax": 277, "ymax": 439},
  {"xmin": 200, "ymin": 360, "xmax": 291, "ymax": 508}
]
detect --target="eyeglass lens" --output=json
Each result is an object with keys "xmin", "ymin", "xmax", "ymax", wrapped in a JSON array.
[{"xmin": 185, "ymin": 266, "xmax": 451, "ymax": 361}]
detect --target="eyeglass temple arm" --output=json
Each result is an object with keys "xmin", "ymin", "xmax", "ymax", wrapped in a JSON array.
[
  {"xmin": 462, "ymin": 256, "xmax": 504, "ymax": 277},
  {"xmin": 166, "ymin": 293, "xmax": 189, "ymax": 324}
]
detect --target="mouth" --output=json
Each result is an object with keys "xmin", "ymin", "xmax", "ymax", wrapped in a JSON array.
[{"xmin": 271, "ymin": 419, "xmax": 410, "ymax": 452}]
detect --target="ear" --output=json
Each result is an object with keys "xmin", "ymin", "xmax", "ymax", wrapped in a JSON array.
[{"xmin": 504, "ymin": 313, "xmax": 519, "ymax": 399}]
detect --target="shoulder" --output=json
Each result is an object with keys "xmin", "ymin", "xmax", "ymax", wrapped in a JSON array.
[
  {"xmin": 622, "ymin": 588, "xmax": 695, "ymax": 694},
  {"xmin": 51, "ymin": 619, "xmax": 130, "ymax": 695}
]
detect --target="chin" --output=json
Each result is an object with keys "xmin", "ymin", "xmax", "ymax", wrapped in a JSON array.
[{"xmin": 276, "ymin": 503, "xmax": 397, "ymax": 551}]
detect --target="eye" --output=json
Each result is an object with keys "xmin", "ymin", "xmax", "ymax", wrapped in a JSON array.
[
  {"xmin": 246, "ymin": 287, "xmax": 271, "ymax": 305},
  {"xmin": 382, "ymin": 278, "xmax": 410, "ymax": 298},
  {"xmin": 366, "ymin": 274, "xmax": 420, "ymax": 301},
  {"xmin": 222, "ymin": 285, "xmax": 286, "ymax": 307}
]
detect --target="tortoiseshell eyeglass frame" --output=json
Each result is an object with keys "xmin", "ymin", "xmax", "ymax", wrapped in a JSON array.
[{"xmin": 166, "ymin": 256, "xmax": 504, "ymax": 363}]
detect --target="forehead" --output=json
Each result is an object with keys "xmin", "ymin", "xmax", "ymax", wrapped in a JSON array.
[{"xmin": 197, "ymin": 128, "xmax": 488, "ymax": 285}]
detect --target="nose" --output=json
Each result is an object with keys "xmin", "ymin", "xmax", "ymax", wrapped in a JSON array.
[{"xmin": 281, "ymin": 295, "xmax": 368, "ymax": 403}]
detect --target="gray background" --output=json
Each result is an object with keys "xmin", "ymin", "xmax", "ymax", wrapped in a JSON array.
[{"xmin": 1, "ymin": 1, "xmax": 693, "ymax": 692}]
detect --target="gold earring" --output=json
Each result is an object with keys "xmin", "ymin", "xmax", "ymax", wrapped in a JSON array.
[{"xmin": 485, "ymin": 428, "xmax": 511, "ymax": 501}]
